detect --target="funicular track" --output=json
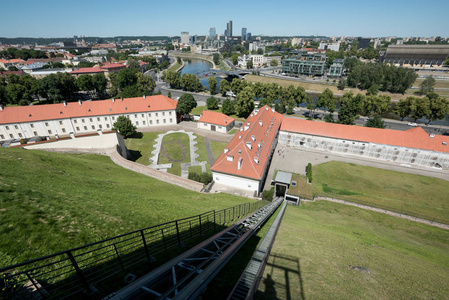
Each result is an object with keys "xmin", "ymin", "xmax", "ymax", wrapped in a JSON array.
[{"xmin": 105, "ymin": 198, "xmax": 284, "ymax": 300}]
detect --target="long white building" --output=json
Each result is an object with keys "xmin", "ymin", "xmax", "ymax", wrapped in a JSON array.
[{"xmin": 0, "ymin": 95, "xmax": 178, "ymax": 142}]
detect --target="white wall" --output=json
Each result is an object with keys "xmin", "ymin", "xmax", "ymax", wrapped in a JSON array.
[
  {"xmin": 213, "ymin": 172, "xmax": 260, "ymax": 194},
  {"xmin": 197, "ymin": 121, "xmax": 232, "ymax": 133}
]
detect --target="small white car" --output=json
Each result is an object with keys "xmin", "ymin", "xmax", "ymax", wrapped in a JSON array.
[{"xmin": 408, "ymin": 122, "xmax": 418, "ymax": 127}]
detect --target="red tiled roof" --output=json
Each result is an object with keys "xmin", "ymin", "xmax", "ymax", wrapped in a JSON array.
[
  {"xmin": 0, "ymin": 70, "xmax": 23, "ymax": 77},
  {"xmin": 211, "ymin": 106, "xmax": 283, "ymax": 180},
  {"xmin": 198, "ymin": 110, "xmax": 235, "ymax": 127},
  {"xmin": 0, "ymin": 95, "xmax": 177, "ymax": 125},
  {"xmin": 281, "ymin": 117, "xmax": 449, "ymax": 154},
  {"xmin": 9, "ymin": 59, "xmax": 26, "ymax": 64},
  {"xmin": 70, "ymin": 67, "xmax": 104, "ymax": 74},
  {"xmin": 100, "ymin": 63, "xmax": 126, "ymax": 70}
]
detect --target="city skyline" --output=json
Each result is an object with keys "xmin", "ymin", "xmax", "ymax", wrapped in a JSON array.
[{"xmin": 0, "ymin": 0, "xmax": 448, "ymax": 38}]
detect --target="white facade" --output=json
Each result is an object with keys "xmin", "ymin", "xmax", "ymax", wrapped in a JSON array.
[
  {"xmin": 213, "ymin": 172, "xmax": 261, "ymax": 194},
  {"xmin": 197, "ymin": 121, "xmax": 234, "ymax": 133},
  {"xmin": 278, "ymin": 131, "xmax": 449, "ymax": 169},
  {"xmin": 0, "ymin": 109, "xmax": 177, "ymax": 142},
  {"xmin": 181, "ymin": 32, "xmax": 190, "ymax": 45}
]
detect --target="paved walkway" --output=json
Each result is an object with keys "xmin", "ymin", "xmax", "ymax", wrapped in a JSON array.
[{"xmin": 203, "ymin": 137, "xmax": 215, "ymax": 166}]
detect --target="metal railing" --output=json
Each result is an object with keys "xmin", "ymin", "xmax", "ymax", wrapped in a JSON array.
[{"xmin": 0, "ymin": 201, "xmax": 266, "ymax": 299}]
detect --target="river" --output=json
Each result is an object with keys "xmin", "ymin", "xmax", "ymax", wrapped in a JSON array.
[{"xmin": 180, "ymin": 59, "xmax": 222, "ymax": 93}]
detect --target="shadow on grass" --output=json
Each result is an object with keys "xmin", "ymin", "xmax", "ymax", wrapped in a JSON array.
[
  {"xmin": 128, "ymin": 132, "xmax": 143, "ymax": 139},
  {"xmin": 127, "ymin": 150, "xmax": 142, "ymax": 162},
  {"xmin": 256, "ymin": 252, "xmax": 305, "ymax": 300}
]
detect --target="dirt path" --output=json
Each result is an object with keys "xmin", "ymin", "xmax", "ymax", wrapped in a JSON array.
[{"xmin": 315, "ymin": 196, "xmax": 449, "ymax": 230}]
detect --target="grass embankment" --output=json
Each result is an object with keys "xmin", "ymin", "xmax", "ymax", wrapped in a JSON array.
[
  {"xmin": 124, "ymin": 131, "xmax": 160, "ymax": 164},
  {"xmin": 258, "ymin": 202, "xmax": 449, "ymax": 299},
  {"xmin": 287, "ymin": 173, "xmax": 313, "ymax": 199},
  {"xmin": 313, "ymin": 161, "xmax": 449, "ymax": 223},
  {"xmin": 210, "ymin": 140, "xmax": 228, "ymax": 160},
  {"xmin": 245, "ymin": 75, "xmax": 420, "ymax": 101},
  {"xmin": 157, "ymin": 132, "xmax": 191, "ymax": 176},
  {"xmin": 0, "ymin": 147, "xmax": 251, "ymax": 266}
]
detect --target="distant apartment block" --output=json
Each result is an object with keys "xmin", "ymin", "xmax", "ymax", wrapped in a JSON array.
[
  {"xmin": 357, "ymin": 37, "xmax": 371, "ymax": 49},
  {"xmin": 328, "ymin": 58, "xmax": 345, "ymax": 77},
  {"xmin": 181, "ymin": 32, "xmax": 190, "ymax": 45},
  {"xmin": 281, "ymin": 53, "xmax": 328, "ymax": 76}
]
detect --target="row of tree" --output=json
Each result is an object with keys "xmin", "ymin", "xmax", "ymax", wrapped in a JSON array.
[{"xmin": 394, "ymin": 94, "xmax": 449, "ymax": 124}]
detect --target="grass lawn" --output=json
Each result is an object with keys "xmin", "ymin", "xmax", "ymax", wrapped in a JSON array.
[
  {"xmin": 158, "ymin": 132, "xmax": 191, "ymax": 176},
  {"xmin": 413, "ymin": 77, "xmax": 449, "ymax": 89},
  {"xmin": 246, "ymin": 75, "xmax": 417, "ymax": 101},
  {"xmin": 313, "ymin": 161, "xmax": 449, "ymax": 223},
  {"xmin": 124, "ymin": 132, "xmax": 160, "ymax": 165},
  {"xmin": 287, "ymin": 173, "xmax": 313, "ymax": 200},
  {"xmin": 166, "ymin": 61, "xmax": 182, "ymax": 73},
  {"xmin": 209, "ymin": 140, "xmax": 228, "ymax": 160},
  {"xmin": 194, "ymin": 134, "xmax": 210, "ymax": 172},
  {"xmin": 0, "ymin": 147, "xmax": 252, "ymax": 266},
  {"xmin": 258, "ymin": 202, "xmax": 449, "ymax": 299},
  {"xmin": 188, "ymin": 165, "xmax": 203, "ymax": 174},
  {"xmin": 227, "ymin": 128, "xmax": 238, "ymax": 135}
]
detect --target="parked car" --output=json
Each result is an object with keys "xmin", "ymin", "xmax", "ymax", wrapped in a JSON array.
[{"xmin": 408, "ymin": 122, "xmax": 418, "ymax": 127}]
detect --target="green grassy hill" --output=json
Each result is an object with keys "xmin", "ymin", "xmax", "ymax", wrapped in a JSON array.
[
  {"xmin": 0, "ymin": 147, "xmax": 250, "ymax": 267},
  {"xmin": 258, "ymin": 202, "xmax": 449, "ymax": 299}
]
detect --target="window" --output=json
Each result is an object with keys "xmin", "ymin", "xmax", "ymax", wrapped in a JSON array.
[
  {"xmin": 106, "ymin": 124, "xmax": 110, "ymax": 128},
  {"xmin": 5, "ymin": 126, "xmax": 9, "ymax": 130},
  {"xmin": 14, "ymin": 125, "xmax": 18, "ymax": 129},
  {"xmin": 148, "ymin": 113, "xmax": 151, "ymax": 117},
  {"xmin": 99, "ymin": 125, "xmax": 102, "ymax": 129},
  {"xmin": 30, "ymin": 124, "xmax": 34, "ymax": 128},
  {"xmin": 45, "ymin": 123, "xmax": 49, "ymax": 127},
  {"xmin": 163, "ymin": 119, "xmax": 166, "ymax": 123},
  {"xmin": 82, "ymin": 119, "xmax": 85, "ymax": 123},
  {"xmin": 59, "ymin": 121, "xmax": 63, "ymax": 125},
  {"xmin": 89, "ymin": 118, "xmax": 93, "ymax": 122},
  {"xmin": 112, "ymin": 117, "xmax": 115, "ymax": 120},
  {"xmin": 141, "ymin": 114, "xmax": 144, "ymax": 117},
  {"xmin": 76, "ymin": 127, "xmax": 80, "ymax": 131},
  {"xmin": 0, "ymin": 135, "xmax": 4, "ymax": 139},
  {"xmin": 48, "ymin": 130, "xmax": 52, "ymax": 134},
  {"xmin": 62, "ymin": 128, "xmax": 66, "ymax": 133},
  {"xmin": 104, "ymin": 117, "xmax": 107, "ymax": 120},
  {"xmin": 97, "ymin": 118, "xmax": 100, "ymax": 121},
  {"xmin": 9, "ymin": 134, "xmax": 13, "ymax": 138},
  {"xmin": 135, "ymin": 114, "xmax": 137, "ymax": 118},
  {"xmin": 150, "ymin": 120, "xmax": 153, "ymax": 125},
  {"xmin": 136, "ymin": 121, "xmax": 139, "ymax": 125},
  {"xmin": 92, "ymin": 125, "xmax": 95, "ymax": 130},
  {"xmin": 156, "ymin": 120, "xmax": 159, "ymax": 124},
  {"xmin": 84, "ymin": 126, "xmax": 87, "ymax": 130},
  {"xmin": 162, "ymin": 112, "xmax": 165, "ymax": 116},
  {"xmin": 156, "ymin": 113, "xmax": 158, "ymax": 117},
  {"xmin": 74, "ymin": 120, "xmax": 77, "ymax": 124},
  {"xmin": 170, "ymin": 119, "xmax": 173, "ymax": 123},
  {"xmin": 169, "ymin": 112, "xmax": 172, "ymax": 115},
  {"xmin": 143, "ymin": 121, "xmax": 146, "ymax": 125},
  {"xmin": 18, "ymin": 133, "xmax": 22, "ymax": 138},
  {"xmin": 33, "ymin": 132, "xmax": 37, "ymax": 136}
]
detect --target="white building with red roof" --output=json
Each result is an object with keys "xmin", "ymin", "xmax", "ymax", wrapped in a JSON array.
[
  {"xmin": 197, "ymin": 110, "xmax": 235, "ymax": 133},
  {"xmin": 0, "ymin": 95, "xmax": 178, "ymax": 141},
  {"xmin": 211, "ymin": 106, "xmax": 283, "ymax": 195},
  {"xmin": 280, "ymin": 117, "xmax": 449, "ymax": 169}
]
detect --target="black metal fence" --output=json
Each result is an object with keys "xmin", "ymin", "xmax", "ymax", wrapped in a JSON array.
[{"xmin": 0, "ymin": 201, "xmax": 266, "ymax": 299}]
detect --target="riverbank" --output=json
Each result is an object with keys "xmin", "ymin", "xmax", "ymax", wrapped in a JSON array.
[{"xmin": 169, "ymin": 52, "xmax": 217, "ymax": 69}]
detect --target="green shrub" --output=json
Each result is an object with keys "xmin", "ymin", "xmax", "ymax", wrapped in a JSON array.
[
  {"xmin": 307, "ymin": 163, "xmax": 313, "ymax": 183},
  {"xmin": 262, "ymin": 188, "xmax": 274, "ymax": 201},
  {"xmin": 188, "ymin": 172, "xmax": 213, "ymax": 185}
]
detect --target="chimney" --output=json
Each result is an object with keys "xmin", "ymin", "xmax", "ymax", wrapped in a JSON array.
[
  {"xmin": 78, "ymin": 100, "xmax": 82, "ymax": 105},
  {"xmin": 63, "ymin": 101, "xmax": 67, "ymax": 106},
  {"xmin": 0, "ymin": 104, "xmax": 3, "ymax": 111},
  {"xmin": 112, "ymin": 98, "xmax": 115, "ymax": 102},
  {"xmin": 121, "ymin": 97, "xmax": 123, "ymax": 101},
  {"xmin": 143, "ymin": 95, "xmax": 146, "ymax": 99}
]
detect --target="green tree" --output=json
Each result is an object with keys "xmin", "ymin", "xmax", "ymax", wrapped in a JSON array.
[
  {"xmin": 177, "ymin": 57, "xmax": 182, "ymax": 65},
  {"xmin": 220, "ymin": 79, "xmax": 231, "ymax": 96},
  {"xmin": 253, "ymin": 82, "xmax": 264, "ymax": 99},
  {"xmin": 76, "ymin": 74, "xmax": 94, "ymax": 98},
  {"xmin": 367, "ymin": 84, "xmax": 379, "ymax": 95},
  {"xmin": 167, "ymin": 91, "xmax": 172, "ymax": 99},
  {"xmin": 206, "ymin": 96, "xmax": 219, "ymax": 110},
  {"xmin": 418, "ymin": 76, "xmax": 436, "ymax": 95},
  {"xmin": 165, "ymin": 70, "xmax": 181, "ymax": 89},
  {"xmin": 361, "ymin": 95, "xmax": 391, "ymax": 117},
  {"xmin": 444, "ymin": 58, "xmax": 449, "ymax": 66},
  {"xmin": 235, "ymin": 86, "xmax": 255, "ymax": 118},
  {"xmin": 136, "ymin": 73, "xmax": 156, "ymax": 94},
  {"xmin": 366, "ymin": 114, "xmax": 386, "ymax": 128},
  {"xmin": 411, "ymin": 97, "xmax": 430, "ymax": 121},
  {"xmin": 176, "ymin": 93, "xmax": 197, "ymax": 117},
  {"xmin": 92, "ymin": 73, "xmax": 108, "ymax": 99},
  {"xmin": 57, "ymin": 72, "xmax": 78, "ymax": 100},
  {"xmin": 113, "ymin": 116, "xmax": 136, "ymax": 138},
  {"xmin": 181, "ymin": 73, "xmax": 203, "ymax": 92},
  {"xmin": 257, "ymin": 48, "xmax": 264, "ymax": 55},
  {"xmin": 231, "ymin": 78, "xmax": 246, "ymax": 95},
  {"xmin": 246, "ymin": 60, "xmax": 253, "ymax": 69},
  {"xmin": 306, "ymin": 96, "xmax": 315, "ymax": 120},
  {"xmin": 208, "ymin": 77, "xmax": 218, "ymax": 94},
  {"xmin": 221, "ymin": 98, "xmax": 235, "ymax": 115},
  {"xmin": 5, "ymin": 83, "xmax": 27, "ymax": 104},
  {"xmin": 40, "ymin": 74, "xmax": 63, "ymax": 103},
  {"xmin": 270, "ymin": 59, "xmax": 278, "ymax": 66},
  {"xmin": 213, "ymin": 53, "xmax": 220, "ymax": 65},
  {"xmin": 275, "ymin": 102, "xmax": 285, "ymax": 114},
  {"xmin": 287, "ymin": 96, "xmax": 296, "ymax": 114},
  {"xmin": 338, "ymin": 92, "xmax": 363, "ymax": 125},
  {"xmin": 393, "ymin": 97, "xmax": 414, "ymax": 121},
  {"xmin": 231, "ymin": 54, "xmax": 239, "ymax": 65},
  {"xmin": 337, "ymin": 78, "xmax": 346, "ymax": 90},
  {"xmin": 426, "ymin": 96, "xmax": 449, "ymax": 124},
  {"xmin": 316, "ymin": 88, "xmax": 337, "ymax": 113},
  {"xmin": 116, "ymin": 68, "xmax": 137, "ymax": 90}
]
